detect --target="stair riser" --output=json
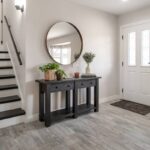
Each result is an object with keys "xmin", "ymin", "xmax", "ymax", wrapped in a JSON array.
[
  {"xmin": 0, "ymin": 115, "xmax": 25, "ymax": 129},
  {"xmin": 0, "ymin": 89, "xmax": 19, "ymax": 97},
  {"xmin": 0, "ymin": 101, "xmax": 21, "ymax": 112},
  {"xmin": 0, "ymin": 49, "xmax": 25, "ymax": 128},
  {"xmin": 0, "ymin": 79, "xmax": 16, "ymax": 86},
  {"xmin": 0, "ymin": 61, "xmax": 11, "ymax": 66},
  {"xmin": 0, "ymin": 70, "xmax": 14, "ymax": 75},
  {"xmin": 0, "ymin": 53, "xmax": 9, "ymax": 58}
]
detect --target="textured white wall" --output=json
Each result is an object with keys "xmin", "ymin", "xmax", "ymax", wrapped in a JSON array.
[
  {"xmin": 119, "ymin": 6, "xmax": 150, "ymax": 26},
  {"xmin": 25, "ymin": 0, "xmax": 119, "ymax": 117}
]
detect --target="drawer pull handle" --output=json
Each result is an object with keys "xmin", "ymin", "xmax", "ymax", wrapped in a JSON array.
[
  {"xmin": 90, "ymin": 82, "xmax": 93, "ymax": 84},
  {"xmin": 55, "ymin": 86, "xmax": 58, "ymax": 89},
  {"xmin": 67, "ymin": 85, "xmax": 70, "ymax": 88},
  {"xmin": 81, "ymin": 83, "xmax": 84, "ymax": 86}
]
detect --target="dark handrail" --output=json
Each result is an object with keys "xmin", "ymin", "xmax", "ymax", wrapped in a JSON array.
[{"xmin": 4, "ymin": 16, "xmax": 22, "ymax": 65}]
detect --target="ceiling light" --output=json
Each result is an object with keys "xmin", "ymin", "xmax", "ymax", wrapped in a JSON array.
[{"xmin": 122, "ymin": 0, "xmax": 128, "ymax": 2}]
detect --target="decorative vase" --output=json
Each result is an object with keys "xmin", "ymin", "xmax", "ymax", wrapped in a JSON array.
[
  {"xmin": 44, "ymin": 70, "xmax": 56, "ymax": 80},
  {"xmin": 86, "ymin": 63, "xmax": 90, "ymax": 74},
  {"xmin": 74, "ymin": 72, "xmax": 80, "ymax": 78}
]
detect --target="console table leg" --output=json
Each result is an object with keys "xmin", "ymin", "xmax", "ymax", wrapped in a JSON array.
[
  {"xmin": 94, "ymin": 79, "xmax": 99, "ymax": 112},
  {"xmin": 66, "ymin": 91, "xmax": 71, "ymax": 113},
  {"xmin": 86, "ymin": 87, "xmax": 91, "ymax": 107},
  {"xmin": 73, "ymin": 89, "xmax": 78, "ymax": 118},
  {"xmin": 39, "ymin": 85, "xmax": 44, "ymax": 122},
  {"xmin": 45, "ymin": 89, "xmax": 51, "ymax": 127}
]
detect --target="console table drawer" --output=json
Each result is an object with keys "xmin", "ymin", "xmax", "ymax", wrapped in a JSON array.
[
  {"xmin": 49, "ymin": 82, "xmax": 74, "ymax": 92},
  {"xmin": 76, "ymin": 79, "xmax": 96, "ymax": 88}
]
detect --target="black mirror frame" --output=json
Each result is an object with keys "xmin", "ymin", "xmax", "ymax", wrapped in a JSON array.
[{"xmin": 45, "ymin": 22, "xmax": 83, "ymax": 66}]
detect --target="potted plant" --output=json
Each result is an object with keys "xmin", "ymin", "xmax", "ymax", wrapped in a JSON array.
[
  {"xmin": 83, "ymin": 52, "xmax": 95, "ymax": 74},
  {"xmin": 55, "ymin": 69, "xmax": 67, "ymax": 80},
  {"xmin": 39, "ymin": 63, "xmax": 59, "ymax": 80}
]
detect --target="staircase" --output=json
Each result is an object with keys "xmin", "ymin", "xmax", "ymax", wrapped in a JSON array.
[{"xmin": 0, "ymin": 50, "xmax": 25, "ymax": 128}]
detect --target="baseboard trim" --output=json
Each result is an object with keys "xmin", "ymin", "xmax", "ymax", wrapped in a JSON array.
[
  {"xmin": 25, "ymin": 114, "xmax": 39, "ymax": 123},
  {"xmin": 0, "ymin": 95, "xmax": 121, "ymax": 127},
  {"xmin": 100, "ymin": 95, "xmax": 120, "ymax": 104},
  {"xmin": 25, "ymin": 95, "xmax": 120, "ymax": 123}
]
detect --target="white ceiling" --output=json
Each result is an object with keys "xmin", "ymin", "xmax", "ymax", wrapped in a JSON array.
[{"xmin": 67, "ymin": 0, "xmax": 150, "ymax": 15}]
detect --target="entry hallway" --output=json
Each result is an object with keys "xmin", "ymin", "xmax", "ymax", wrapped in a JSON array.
[{"xmin": 0, "ymin": 102, "xmax": 150, "ymax": 150}]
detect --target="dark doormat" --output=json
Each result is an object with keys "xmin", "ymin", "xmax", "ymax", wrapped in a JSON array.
[{"xmin": 111, "ymin": 100, "xmax": 150, "ymax": 115}]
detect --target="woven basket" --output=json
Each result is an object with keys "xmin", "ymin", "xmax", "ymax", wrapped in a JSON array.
[{"xmin": 44, "ymin": 70, "xmax": 56, "ymax": 80}]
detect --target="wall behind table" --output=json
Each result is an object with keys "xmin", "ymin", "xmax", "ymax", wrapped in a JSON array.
[{"xmin": 25, "ymin": 0, "xmax": 118, "ymax": 119}]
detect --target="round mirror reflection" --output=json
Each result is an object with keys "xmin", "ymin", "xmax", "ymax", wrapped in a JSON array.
[{"xmin": 46, "ymin": 22, "xmax": 83, "ymax": 65}]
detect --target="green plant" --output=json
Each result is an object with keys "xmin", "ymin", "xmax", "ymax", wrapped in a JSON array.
[
  {"xmin": 55, "ymin": 69, "xmax": 67, "ymax": 80},
  {"xmin": 49, "ymin": 63, "xmax": 60, "ymax": 70},
  {"xmin": 39, "ymin": 63, "xmax": 59, "ymax": 72},
  {"xmin": 83, "ymin": 52, "xmax": 95, "ymax": 64}
]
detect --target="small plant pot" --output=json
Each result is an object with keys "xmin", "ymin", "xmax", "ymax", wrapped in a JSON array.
[
  {"xmin": 44, "ymin": 70, "xmax": 56, "ymax": 80},
  {"xmin": 56, "ymin": 74, "xmax": 63, "ymax": 80}
]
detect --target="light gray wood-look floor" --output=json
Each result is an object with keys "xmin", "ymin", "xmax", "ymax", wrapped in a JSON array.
[{"xmin": 0, "ymin": 102, "xmax": 150, "ymax": 150}]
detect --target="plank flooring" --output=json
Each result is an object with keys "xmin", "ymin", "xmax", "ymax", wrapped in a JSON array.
[{"xmin": 0, "ymin": 101, "xmax": 150, "ymax": 150}]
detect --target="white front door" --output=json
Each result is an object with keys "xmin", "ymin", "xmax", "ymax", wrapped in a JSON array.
[{"xmin": 121, "ymin": 23, "xmax": 150, "ymax": 106}]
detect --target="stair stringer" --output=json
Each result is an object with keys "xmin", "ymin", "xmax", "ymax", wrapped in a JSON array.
[{"xmin": 5, "ymin": 43, "xmax": 25, "ymax": 115}]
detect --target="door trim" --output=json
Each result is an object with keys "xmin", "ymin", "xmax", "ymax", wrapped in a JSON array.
[{"xmin": 120, "ymin": 20, "xmax": 150, "ymax": 100}]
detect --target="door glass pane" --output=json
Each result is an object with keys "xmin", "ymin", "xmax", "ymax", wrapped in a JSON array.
[
  {"xmin": 128, "ymin": 32, "xmax": 136, "ymax": 66},
  {"xmin": 141, "ymin": 30, "xmax": 150, "ymax": 66}
]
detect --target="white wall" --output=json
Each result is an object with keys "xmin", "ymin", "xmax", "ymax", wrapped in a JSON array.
[
  {"xmin": 0, "ymin": 3, "xmax": 1, "ymax": 47},
  {"xmin": 3, "ymin": 0, "xmax": 119, "ymax": 120},
  {"xmin": 119, "ymin": 6, "xmax": 150, "ymax": 26},
  {"xmin": 25, "ymin": 0, "xmax": 119, "ymax": 118},
  {"xmin": 3, "ymin": 0, "xmax": 26, "ymax": 108}
]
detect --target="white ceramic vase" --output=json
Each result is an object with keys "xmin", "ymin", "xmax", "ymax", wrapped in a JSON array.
[{"xmin": 86, "ymin": 63, "xmax": 90, "ymax": 74}]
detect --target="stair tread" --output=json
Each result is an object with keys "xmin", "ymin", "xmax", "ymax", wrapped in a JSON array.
[
  {"xmin": 0, "ymin": 58, "xmax": 11, "ymax": 61},
  {"xmin": 0, "ymin": 95, "xmax": 21, "ymax": 104},
  {"xmin": 0, "ymin": 66, "xmax": 13, "ymax": 69},
  {"xmin": 0, "ymin": 108, "xmax": 25, "ymax": 120},
  {"xmin": 0, "ymin": 84, "xmax": 18, "ymax": 90},
  {"xmin": 0, "ymin": 51, "xmax": 8, "ymax": 54},
  {"xmin": 0, "ymin": 74, "xmax": 15, "ymax": 79}
]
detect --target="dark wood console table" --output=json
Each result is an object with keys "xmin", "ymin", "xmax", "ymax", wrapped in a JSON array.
[{"xmin": 36, "ymin": 77, "xmax": 101, "ymax": 127}]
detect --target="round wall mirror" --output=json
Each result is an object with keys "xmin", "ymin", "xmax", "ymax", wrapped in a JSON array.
[{"xmin": 46, "ymin": 22, "xmax": 83, "ymax": 65}]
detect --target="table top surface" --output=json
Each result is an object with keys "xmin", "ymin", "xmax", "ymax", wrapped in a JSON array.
[{"xmin": 36, "ymin": 77, "xmax": 101, "ymax": 84}]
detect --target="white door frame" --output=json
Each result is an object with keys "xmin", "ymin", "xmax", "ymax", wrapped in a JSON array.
[{"xmin": 120, "ymin": 20, "xmax": 150, "ymax": 100}]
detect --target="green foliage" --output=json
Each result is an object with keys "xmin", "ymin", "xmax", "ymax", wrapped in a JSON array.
[
  {"xmin": 55, "ymin": 69, "xmax": 67, "ymax": 77},
  {"xmin": 83, "ymin": 52, "xmax": 95, "ymax": 64},
  {"xmin": 39, "ymin": 63, "xmax": 59, "ymax": 72},
  {"xmin": 49, "ymin": 63, "xmax": 60, "ymax": 70}
]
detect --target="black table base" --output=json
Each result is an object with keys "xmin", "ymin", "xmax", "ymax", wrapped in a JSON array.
[{"xmin": 36, "ymin": 77, "xmax": 101, "ymax": 127}]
